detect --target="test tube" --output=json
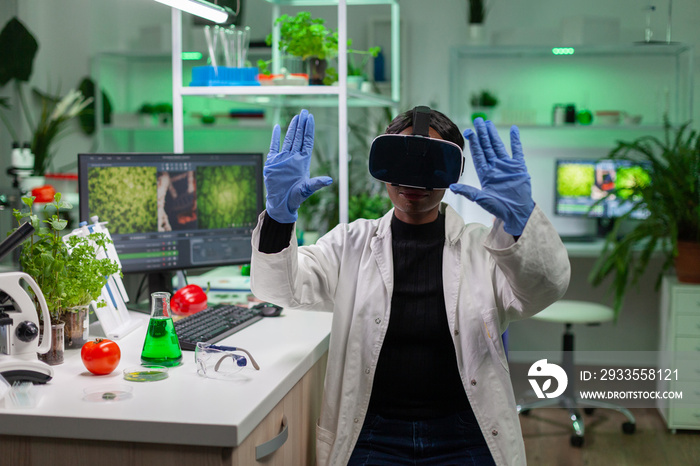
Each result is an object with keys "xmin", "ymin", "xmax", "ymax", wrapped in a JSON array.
[
  {"xmin": 239, "ymin": 26, "xmax": 250, "ymax": 68},
  {"xmin": 204, "ymin": 25, "xmax": 218, "ymax": 71},
  {"xmin": 220, "ymin": 27, "xmax": 231, "ymax": 67}
]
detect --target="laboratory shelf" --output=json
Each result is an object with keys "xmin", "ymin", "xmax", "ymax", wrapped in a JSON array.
[
  {"xmin": 452, "ymin": 43, "xmax": 693, "ymax": 59},
  {"xmin": 170, "ymin": 0, "xmax": 402, "ymax": 224},
  {"xmin": 181, "ymin": 86, "xmax": 395, "ymax": 107},
  {"xmin": 449, "ymin": 42, "xmax": 694, "ymax": 129}
]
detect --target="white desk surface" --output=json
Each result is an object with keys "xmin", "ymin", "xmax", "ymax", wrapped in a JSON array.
[
  {"xmin": 563, "ymin": 239, "xmax": 608, "ymax": 258},
  {"xmin": 0, "ymin": 308, "xmax": 332, "ymax": 448}
]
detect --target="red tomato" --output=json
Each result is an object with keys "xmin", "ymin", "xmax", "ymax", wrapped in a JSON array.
[
  {"xmin": 81, "ymin": 339, "xmax": 121, "ymax": 375},
  {"xmin": 171, "ymin": 284, "xmax": 208, "ymax": 316}
]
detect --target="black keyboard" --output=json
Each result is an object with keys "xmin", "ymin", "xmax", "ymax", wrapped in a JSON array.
[
  {"xmin": 559, "ymin": 235, "xmax": 598, "ymax": 243},
  {"xmin": 174, "ymin": 304, "xmax": 263, "ymax": 351}
]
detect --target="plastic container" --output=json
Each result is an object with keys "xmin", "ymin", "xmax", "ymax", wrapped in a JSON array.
[{"xmin": 190, "ymin": 66, "xmax": 260, "ymax": 86}]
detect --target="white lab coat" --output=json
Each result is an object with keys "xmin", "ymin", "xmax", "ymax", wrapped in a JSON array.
[{"xmin": 250, "ymin": 203, "xmax": 570, "ymax": 466}]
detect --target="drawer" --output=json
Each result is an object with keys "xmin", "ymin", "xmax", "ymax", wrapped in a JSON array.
[
  {"xmin": 675, "ymin": 382, "xmax": 700, "ymax": 404},
  {"xmin": 675, "ymin": 337, "xmax": 700, "ymax": 354},
  {"xmin": 675, "ymin": 315, "xmax": 700, "ymax": 337},
  {"xmin": 670, "ymin": 403, "xmax": 700, "ymax": 427},
  {"xmin": 674, "ymin": 291, "xmax": 700, "ymax": 315},
  {"xmin": 674, "ymin": 359, "xmax": 700, "ymax": 381}
]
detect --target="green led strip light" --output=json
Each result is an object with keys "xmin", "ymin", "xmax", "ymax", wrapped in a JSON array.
[
  {"xmin": 182, "ymin": 51, "xmax": 203, "ymax": 60},
  {"xmin": 552, "ymin": 47, "xmax": 575, "ymax": 55}
]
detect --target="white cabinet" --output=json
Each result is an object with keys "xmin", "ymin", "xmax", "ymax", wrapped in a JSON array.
[
  {"xmin": 448, "ymin": 44, "xmax": 694, "ymax": 129},
  {"xmin": 170, "ymin": 0, "xmax": 402, "ymax": 224},
  {"xmin": 657, "ymin": 276, "xmax": 700, "ymax": 432}
]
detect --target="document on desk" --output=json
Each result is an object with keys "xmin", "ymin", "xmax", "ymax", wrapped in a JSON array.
[{"xmin": 185, "ymin": 274, "xmax": 253, "ymax": 306}]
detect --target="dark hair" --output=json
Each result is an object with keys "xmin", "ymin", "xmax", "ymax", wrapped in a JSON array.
[{"xmin": 385, "ymin": 107, "xmax": 464, "ymax": 150}]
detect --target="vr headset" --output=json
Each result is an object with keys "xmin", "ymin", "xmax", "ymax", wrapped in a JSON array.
[{"xmin": 368, "ymin": 106, "xmax": 464, "ymax": 190}]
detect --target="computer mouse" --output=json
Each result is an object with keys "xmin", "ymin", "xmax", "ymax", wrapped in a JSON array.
[{"xmin": 253, "ymin": 302, "xmax": 283, "ymax": 317}]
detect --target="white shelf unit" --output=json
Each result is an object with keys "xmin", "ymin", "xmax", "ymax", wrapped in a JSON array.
[
  {"xmin": 657, "ymin": 276, "xmax": 700, "ymax": 432},
  {"xmin": 448, "ymin": 43, "xmax": 694, "ymax": 129},
  {"xmin": 170, "ymin": 0, "xmax": 401, "ymax": 224}
]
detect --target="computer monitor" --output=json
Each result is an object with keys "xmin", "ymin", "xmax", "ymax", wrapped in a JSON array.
[
  {"xmin": 78, "ymin": 152, "xmax": 264, "ymax": 296},
  {"xmin": 555, "ymin": 159, "xmax": 651, "ymax": 237}
]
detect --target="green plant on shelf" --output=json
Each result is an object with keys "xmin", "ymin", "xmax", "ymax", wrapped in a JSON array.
[
  {"xmin": 470, "ymin": 90, "xmax": 498, "ymax": 108},
  {"xmin": 257, "ymin": 11, "xmax": 381, "ymax": 84}
]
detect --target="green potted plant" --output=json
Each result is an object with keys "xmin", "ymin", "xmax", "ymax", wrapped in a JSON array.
[
  {"xmin": 261, "ymin": 12, "xmax": 381, "ymax": 86},
  {"xmin": 347, "ymin": 46, "xmax": 381, "ymax": 90},
  {"xmin": 11, "ymin": 193, "xmax": 120, "ymax": 363},
  {"xmin": 297, "ymin": 108, "xmax": 392, "ymax": 235},
  {"xmin": 0, "ymin": 18, "xmax": 91, "ymax": 177},
  {"xmin": 588, "ymin": 119, "xmax": 700, "ymax": 319},
  {"xmin": 466, "ymin": 0, "xmax": 488, "ymax": 43},
  {"xmin": 467, "ymin": 0, "xmax": 487, "ymax": 24},
  {"xmin": 260, "ymin": 12, "xmax": 338, "ymax": 85},
  {"xmin": 470, "ymin": 90, "xmax": 499, "ymax": 121}
]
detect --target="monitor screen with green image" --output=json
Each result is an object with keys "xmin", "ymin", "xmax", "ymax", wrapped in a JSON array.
[
  {"xmin": 78, "ymin": 152, "xmax": 264, "ymax": 277},
  {"xmin": 555, "ymin": 159, "xmax": 651, "ymax": 221}
]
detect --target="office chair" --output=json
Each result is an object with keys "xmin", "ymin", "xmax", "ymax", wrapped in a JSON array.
[{"xmin": 516, "ymin": 300, "xmax": 636, "ymax": 447}]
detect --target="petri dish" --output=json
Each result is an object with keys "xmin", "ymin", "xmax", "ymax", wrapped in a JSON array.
[
  {"xmin": 123, "ymin": 365, "xmax": 169, "ymax": 382},
  {"xmin": 83, "ymin": 384, "xmax": 133, "ymax": 402}
]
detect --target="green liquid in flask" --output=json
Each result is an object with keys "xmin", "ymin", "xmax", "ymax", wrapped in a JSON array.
[{"xmin": 140, "ymin": 316, "xmax": 182, "ymax": 367}]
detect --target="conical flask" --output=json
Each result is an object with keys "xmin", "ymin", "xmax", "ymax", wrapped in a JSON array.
[{"xmin": 140, "ymin": 291, "xmax": 182, "ymax": 367}]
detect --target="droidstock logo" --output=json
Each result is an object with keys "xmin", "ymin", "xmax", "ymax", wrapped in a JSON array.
[{"xmin": 528, "ymin": 359, "xmax": 568, "ymax": 399}]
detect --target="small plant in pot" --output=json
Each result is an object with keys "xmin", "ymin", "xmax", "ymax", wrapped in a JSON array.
[
  {"xmin": 11, "ymin": 193, "xmax": 120, "ymax": 363},
  {"xmin": 346, "ymin": 46, "xmax": 381, "ymax": 89},
  {"xmin": 259, "ymin": 11, "xmax": 338, "ymax": 85},
  {"xmin": 470, "ymin": 90, "xmax": 499, "ymax": 121},
  {"xmin": 260, "ymin": 12, "xmax": 381, "ymax": 86},
  {"xmin": 588, "ymin": 118, "xmax": 700, "ymax": 319}
]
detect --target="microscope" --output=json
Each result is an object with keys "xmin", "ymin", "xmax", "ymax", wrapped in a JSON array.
[{"xmin": 0, "ymin": 222, "xmax": 54, "ymax": 384}]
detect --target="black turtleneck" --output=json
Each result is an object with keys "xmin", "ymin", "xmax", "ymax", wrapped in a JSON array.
[
  {"xmin": 258, "ymin": 212, "xmax": 471, "ymax": 420},
  {"xmin": 368, "ymin": 213, "xmax": 470, "ymax": 420}
]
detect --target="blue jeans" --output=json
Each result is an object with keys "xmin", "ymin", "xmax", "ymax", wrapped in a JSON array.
[{"xmin": 348, "ymin": 410, "xmax": 496, "ymax": 465}]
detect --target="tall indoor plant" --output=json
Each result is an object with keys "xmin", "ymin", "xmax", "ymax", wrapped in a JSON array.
[
  {"xmin": 12, "ymin": 194, "xmax": 120, "ymax": 362},
  {"xmin": 0, "ymin": 17, "xmax": 91, "ymax": 176},
  {"xmin": 588, "ymin": 119, "xmax": 700, "ymax": 319}
]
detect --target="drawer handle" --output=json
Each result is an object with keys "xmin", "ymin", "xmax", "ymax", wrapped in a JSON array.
[{"xmin": 256, "ymin": 415, "xmax": 288, "ymax": 461}]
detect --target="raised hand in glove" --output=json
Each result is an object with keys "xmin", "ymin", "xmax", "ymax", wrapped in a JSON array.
[
  {"xmin": 264, "ymin": 109, "xmax": 333, "ymax": 223},
  {"xmin": 450, "ymin": 118, "xmax": 535, "ymax": 236}
]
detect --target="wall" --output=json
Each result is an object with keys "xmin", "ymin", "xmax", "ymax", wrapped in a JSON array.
[{"xmin": 1, "ymin": 0, "xmax": 699, "ymax": 362}]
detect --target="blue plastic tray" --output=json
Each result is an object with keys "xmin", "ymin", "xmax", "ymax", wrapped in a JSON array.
[{"xmin": 190, "ymin": 66, "xmax": 260, "ymax": 86}]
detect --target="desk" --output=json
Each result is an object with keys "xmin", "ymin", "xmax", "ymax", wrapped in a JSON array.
[
  {"xmin": 0, "ymin": 309, "xmax": 332, "ymax": 465},
  {"xmin": 563, "ymin": 239, "xmax": 608, "ymax": 258}
]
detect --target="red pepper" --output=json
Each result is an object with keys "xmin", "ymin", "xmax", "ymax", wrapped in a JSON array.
[{"xmin": 171, "ymin": 284, "xmax": 208, "ymax": 316}]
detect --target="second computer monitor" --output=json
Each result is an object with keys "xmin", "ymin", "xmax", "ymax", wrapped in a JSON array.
[
  {"xmin": 555, "ymin": 158, "xmax": 651, "ymax": 235},
  {"xmin": 78, "ymin": 152, "xmax": 264, "ymax": 276}
]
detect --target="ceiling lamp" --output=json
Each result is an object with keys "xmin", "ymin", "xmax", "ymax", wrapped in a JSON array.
[{"xmin": 151, "ymin": 0, "xmax": 233, "ymax": 24}]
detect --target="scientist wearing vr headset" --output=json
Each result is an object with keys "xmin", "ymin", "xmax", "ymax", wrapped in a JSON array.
[{"xmin": 251, "ymin": 107, "xmax": 570, "ymax": 466}]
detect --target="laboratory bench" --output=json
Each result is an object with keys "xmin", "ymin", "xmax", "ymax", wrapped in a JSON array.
[{"xmin": 0, "ymin": 308, "xmax": 332, "ymax": 465}]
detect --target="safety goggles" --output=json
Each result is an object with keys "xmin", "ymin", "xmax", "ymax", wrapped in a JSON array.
[{"xmin": 195, "ymin": 342, "xmax": 260, "ymax": 379}]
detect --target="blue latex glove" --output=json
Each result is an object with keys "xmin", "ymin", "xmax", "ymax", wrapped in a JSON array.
[
  {"xmin": 264, "ymin": 109, "xmax": 333, "ymax": 223},
  {"xmin": 450, "ymin": 118, "xmax": 535, "ymax": 236}
]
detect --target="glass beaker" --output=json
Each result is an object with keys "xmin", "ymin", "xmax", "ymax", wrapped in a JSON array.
[{"xmin": 140, "ymin": 292, "xmax": 182, "ymax": 367}]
